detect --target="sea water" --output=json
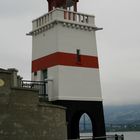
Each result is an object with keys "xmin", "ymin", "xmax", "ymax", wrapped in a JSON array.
[{"xmin": 107, "ymin": 131, "xmax": 140, "ymax": 140}]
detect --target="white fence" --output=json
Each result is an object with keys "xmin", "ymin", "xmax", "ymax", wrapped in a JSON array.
[{"xmin": 32, "ymin": 8, "xmax": 95, "ymax": 30}]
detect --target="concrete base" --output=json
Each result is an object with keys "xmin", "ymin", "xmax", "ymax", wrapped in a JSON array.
[{"xmin": 53, "ymin": 100, "xmax": 106, "ymax": 139}]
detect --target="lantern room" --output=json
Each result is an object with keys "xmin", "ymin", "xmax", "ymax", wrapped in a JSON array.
[{"xmin": 47, "ymin": 0, "xmax": 79, "ymax": 12}]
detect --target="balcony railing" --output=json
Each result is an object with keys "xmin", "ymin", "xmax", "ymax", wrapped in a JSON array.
[
  {"xmin": 32, "ymin": 8, "xmax": 95, "ymax": 30},
  {"xmin": 21, "ymin": 80, "xmax": 48, "ymax": 98}
]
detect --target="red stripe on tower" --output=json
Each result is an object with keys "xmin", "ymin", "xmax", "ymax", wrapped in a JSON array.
[{"xmin": 32, "ymin": 52, "xmax": 99, "ymax": 72}]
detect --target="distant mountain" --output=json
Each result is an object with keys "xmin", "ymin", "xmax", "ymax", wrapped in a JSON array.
[
  {"xmin": 80, "ymin": 104, "xmax": 140, "ymax": 132},
  {"xmin": 104, "ymin": 104, "xmax": 140, "ymax": 125}
]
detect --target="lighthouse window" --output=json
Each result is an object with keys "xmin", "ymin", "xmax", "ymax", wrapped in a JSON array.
[
  {"xmin": 34, "ymin": 72, "xmax": 37, "ymax": 76},
  {"xmin": 76, "ymin": 49, "xmax": 81, "ymax": 62},
  {"xmin": 42, "ymin": 69, "xmax": 48, "ymax": 81}
]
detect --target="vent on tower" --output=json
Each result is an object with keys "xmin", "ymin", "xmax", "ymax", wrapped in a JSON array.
[{"xmin": 76, "ymin": 49, "xmax": 81, "ymax": 63}]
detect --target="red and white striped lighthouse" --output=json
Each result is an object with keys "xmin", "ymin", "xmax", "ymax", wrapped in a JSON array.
[{"xmin": 29, "ymin": 0, "xmax": 106, "ymax": 139}]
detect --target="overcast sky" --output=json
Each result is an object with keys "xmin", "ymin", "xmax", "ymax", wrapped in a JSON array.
[{"xmin": 0, "ymin": 0, "xmax": 140, "ymax": 105}]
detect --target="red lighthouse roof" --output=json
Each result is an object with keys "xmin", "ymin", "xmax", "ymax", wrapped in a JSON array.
[{"xmin": 47, "ymin": 0, "xmax": 79, "ymax": 12}]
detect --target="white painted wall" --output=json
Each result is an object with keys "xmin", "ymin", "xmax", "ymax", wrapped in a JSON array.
[
  {"xmin": 48, "ymin": 66, "xmax": 102, "ymax": 101},
  {"xmin": 32, "ymin": 23, "xmax": 98, "ymax": 61},
  {"xmin": 57, "ymin": 24, "xmax": 98, "ymax": 56},
  {"xmin": 32, "ymin": 21, "xmax": 102, "ymax": 101},
  {"xmin": 32, "ymin": 27, "xmax": 58, "ymax": 61}
]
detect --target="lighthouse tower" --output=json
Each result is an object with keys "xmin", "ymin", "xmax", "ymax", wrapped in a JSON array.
[{"xmin": 29, "ymin": 0, "xmax": 106, "ymax": 139}]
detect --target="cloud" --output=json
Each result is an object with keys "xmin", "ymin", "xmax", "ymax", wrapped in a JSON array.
[{"xmin": 0, "ymin": 0, "xmax": 47, "ymax": 17}]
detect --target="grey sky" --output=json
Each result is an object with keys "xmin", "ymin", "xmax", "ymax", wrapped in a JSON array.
[{"xmin": 0, "ymin": 0, "xmax": 140, "ymax": 105}]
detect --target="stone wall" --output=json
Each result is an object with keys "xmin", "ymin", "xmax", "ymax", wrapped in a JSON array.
[
  {"xmin": 0, "ymin": 69, "xmax": 12, "ymax": 94},
  {"xmin": 0, "ymin": 68, "xmax": 67, "ymax": 140}
]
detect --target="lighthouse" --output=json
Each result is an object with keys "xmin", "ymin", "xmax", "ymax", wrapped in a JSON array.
[{"xmin": 29, "ymin": 0, "xmax": 106, "ymax": 139}]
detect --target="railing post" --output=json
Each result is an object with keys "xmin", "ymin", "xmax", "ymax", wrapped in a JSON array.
[
  {"xmin": 64, "ymin": 11, "xmax": 67, "ymax": 19},
  {"xmin": 21, "ymin": 81, "xmax": 23, "ymax": 87},
  {"xmin": 73, "ymin": 13, "xmax": 76, "ymax": 21},
  {"xmin": 115, "ymin": 134, "xmax": 118, "ymax": 140},
  {"xmin": 44, "ymin": 81, "xmax": 46, "ymax": 97},
  {"xmin": 121, "ymin": 134, "xmax": 124, "ymax": 140}
]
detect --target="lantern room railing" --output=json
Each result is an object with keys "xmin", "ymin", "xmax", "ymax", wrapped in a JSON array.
[{"xmin": 32, "ymin": 8, "xmax": 95, "ymax": 30}]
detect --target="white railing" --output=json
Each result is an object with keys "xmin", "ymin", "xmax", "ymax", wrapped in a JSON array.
[{"xmin": 32, "ymin": 8, "xmax": 95, "ymax": 30}]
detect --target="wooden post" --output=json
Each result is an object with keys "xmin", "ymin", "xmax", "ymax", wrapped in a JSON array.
[
  {"xmin": 121, "ymin": 134, "xmax": 124, "ymax": 140},
  {"xmin": 115, "ymin": 134, "xmax": 118, "ymax": 140}
]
